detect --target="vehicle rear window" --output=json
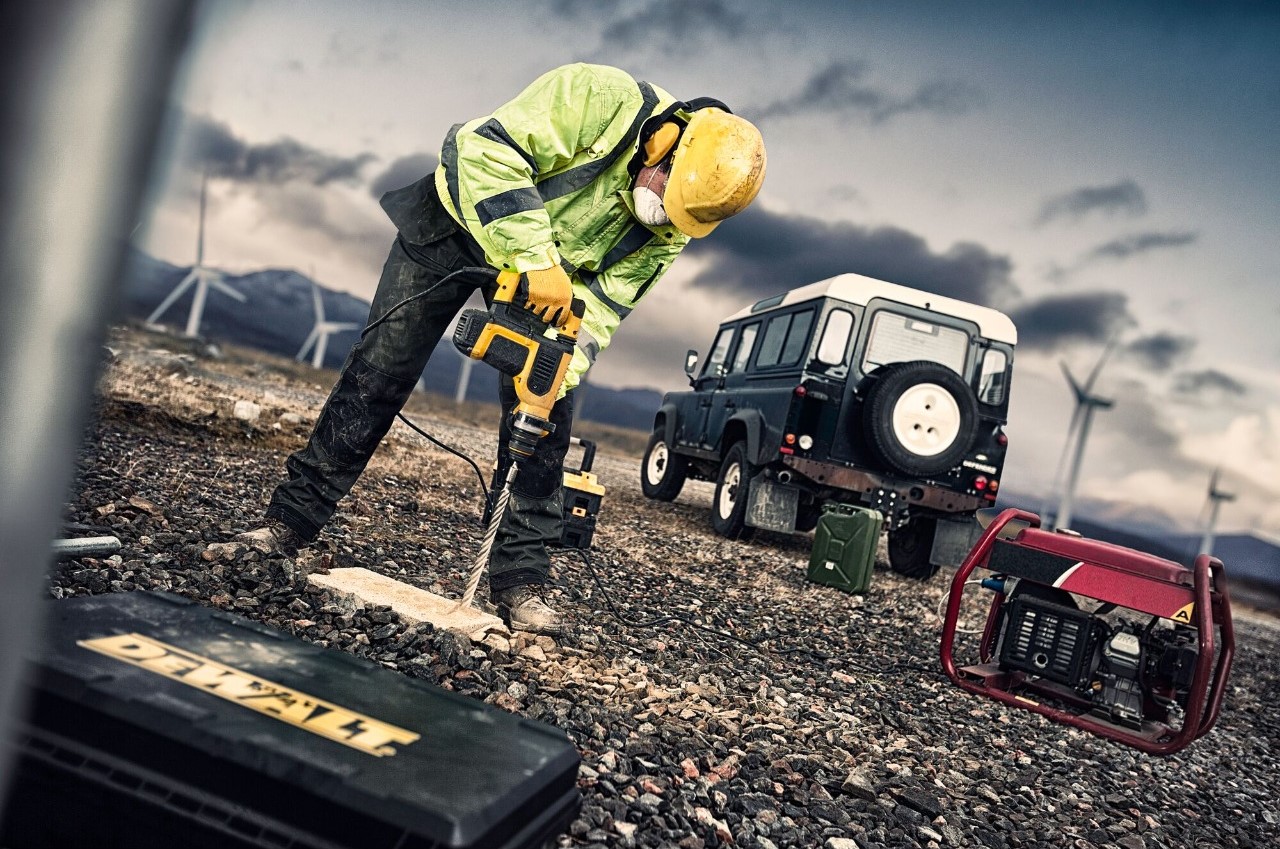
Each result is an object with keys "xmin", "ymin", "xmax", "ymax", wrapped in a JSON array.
[
  {"xmin": 979, "ymin": 348, "xmax": 1009, "ymax": 405},
  {"xmin": 756, "ymin": 309, "xmax": 814, "ymax": 369},
  {"xmin": 863, "ymin": 311, "xmax": 968, "ymax": 375}
]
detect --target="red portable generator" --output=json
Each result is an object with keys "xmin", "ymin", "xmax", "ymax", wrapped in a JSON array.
[{"xmin": 940, "ymin": 508, "xmax": 1234, "ymax": 755}]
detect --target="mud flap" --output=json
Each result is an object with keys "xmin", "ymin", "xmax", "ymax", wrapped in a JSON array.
[
  {"xmin": 930, "ymin": 515, "xmax": 984, "ymax": 568},
  {"xmin": 746, "ymin": 478, "xmax": 799, "ymax": 533}
]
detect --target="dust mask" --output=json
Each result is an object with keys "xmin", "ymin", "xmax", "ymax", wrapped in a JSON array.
[
  {"xmin": 634, "ymin": 186, "xmax": 670, "ymax": 226},
  {"xmin": 634, "ymin": 162, "xmax": 671, "ymax": 226}
]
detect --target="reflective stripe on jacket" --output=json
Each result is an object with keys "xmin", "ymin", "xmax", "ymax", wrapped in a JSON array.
[{"xmin": 433, "ymin": 63, "xmax": 691, "ymax": 394}]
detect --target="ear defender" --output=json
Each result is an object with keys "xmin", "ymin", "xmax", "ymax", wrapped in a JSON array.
[{"xmin": 643, "ymin": 122, "xmax": 681, "ymax": 167}]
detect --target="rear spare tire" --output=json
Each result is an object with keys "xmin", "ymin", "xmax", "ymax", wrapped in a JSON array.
[
  {"xmin": 862, "ymin": 360, "xmax": 979, "ymax": 478},
  {"xmin": 641, "ymin": 430, "xmax": 687, "ymax": 501}
]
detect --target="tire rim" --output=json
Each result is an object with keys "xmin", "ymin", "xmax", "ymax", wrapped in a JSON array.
[
  {"xmin": 718, "ymin": 461, "xmax": 741, "ymax": 518},
  {"xmin": 646, "ymin": 441, "xmax": 669, "ymax": 485},
  {"xmin": 891, "ymin": 383, "xmax": 961, "ymax": 457}
]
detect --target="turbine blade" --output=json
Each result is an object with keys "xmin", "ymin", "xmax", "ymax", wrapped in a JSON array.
[
  {"xmin": 209, "ymin": 274, "xmax": 246, "ymax": 302},
  {"xmin": 311, "ymin": 282, "xmax": 325, "ymax": 323},
  {"xmin": 1060, "ymin": 362, "xmax": 1085, "ymax": 403},
  {"xmin": 296, "ymin": 327, "xmax": 319, "ymax": 360},
  {"xmin": 146, "ymin": 271, "xmax": 197, "ymax": 323},
  {"xmin": 1083, "ymin": 334, "xmax": 1120, "ymax": 395}
]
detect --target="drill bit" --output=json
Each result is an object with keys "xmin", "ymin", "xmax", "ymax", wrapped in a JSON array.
[{"xmin": 455, "ymin": 464, "xmax": 518, "ymax": 611}]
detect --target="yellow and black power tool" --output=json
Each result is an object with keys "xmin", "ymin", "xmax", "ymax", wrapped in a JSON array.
[
  {"xmin": 452, "ymin": 270, "xmax": 585, "ymax": 462},
  {"xmin": 449, "ymin": 269, "xmax": 588, "ymax": 611}
]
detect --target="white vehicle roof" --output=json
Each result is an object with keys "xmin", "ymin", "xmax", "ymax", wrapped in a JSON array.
[{"xmin": 721, "ymin": 273, "xmax": 1018, "ymax": 345}]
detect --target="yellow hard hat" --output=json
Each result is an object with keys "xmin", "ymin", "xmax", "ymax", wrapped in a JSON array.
[{"xmin": 664, "ymin": 108, "xmax": 766, "ymax": 239}]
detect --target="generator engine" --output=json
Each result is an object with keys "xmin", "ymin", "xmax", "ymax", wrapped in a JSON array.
[
  {"xmin": 941, "ymin": 509, "xmax": 1235, "ymax": 756},
  {"xmin": 995, "ymin": 582, "xmax": 1200, "ymax": 730}
]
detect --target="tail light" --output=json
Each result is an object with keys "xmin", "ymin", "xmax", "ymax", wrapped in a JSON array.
[
  {"xmin": 995, "ymin": 430, "xmax": 1008, "ymax": 448},
  {"xmin": 974, "ymin": 475, "xmax": 988, "ymax": 491}
]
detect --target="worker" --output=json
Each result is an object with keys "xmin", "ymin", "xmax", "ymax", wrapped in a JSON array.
[{"xmin": 236, "ymin": 63, "xmax": 766, "ymax": 635}]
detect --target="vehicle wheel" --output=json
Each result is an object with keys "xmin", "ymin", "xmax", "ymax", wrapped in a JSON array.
[
  {"xmin": 862, "ymin": 361, "xmax": 979, "ymax": 478},
  {"xmin": 888, "ymin": 516, "xmax": 942, "ymax": 580},
  {"xmin": 796, "ymin": 503, "xmax": 823, "ymax": 532},
  {"xmin": 640, "ymin": 430, "xmax": 688, "ymax": 501},
  {"xmin": 712, "ymin": 441, "xmax": 756, "ymax": 541}
]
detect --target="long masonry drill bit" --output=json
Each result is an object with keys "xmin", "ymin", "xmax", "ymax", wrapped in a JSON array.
[{"xmin": 455, "ymin": 464, "xmax": 517, "ymax": 611}]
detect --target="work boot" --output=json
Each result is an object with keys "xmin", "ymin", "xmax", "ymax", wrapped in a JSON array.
[
  {"xmin": 492, "ymin": 585, "xmax": 567, "ymax": 636},
  {"xmin": 234, "ymin": 519, "xmax": 304, "ymax": 557}
]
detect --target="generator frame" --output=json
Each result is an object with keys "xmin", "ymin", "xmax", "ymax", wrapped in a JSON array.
[{"xmin": 940, "ymin": 508, "xmax": 1235, "ymax": 755}]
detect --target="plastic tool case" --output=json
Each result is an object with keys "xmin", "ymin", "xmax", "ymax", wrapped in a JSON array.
[
  {"xmin": 806, "ymin": 504, "xmax": 883, "ymax": 594},
  {"xmin": 1, "ymin": 591, "xmax": 580, "ymax": 849}
]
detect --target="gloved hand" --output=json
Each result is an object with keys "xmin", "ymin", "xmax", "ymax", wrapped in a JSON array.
[{"xmin": 521, "ymin": 264, "xmax": 573, "ymax": 328}]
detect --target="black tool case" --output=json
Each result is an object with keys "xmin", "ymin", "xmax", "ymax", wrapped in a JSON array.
[{"xmin": 1, "ymin": 591, "xmax": 580, "ymax": 849}]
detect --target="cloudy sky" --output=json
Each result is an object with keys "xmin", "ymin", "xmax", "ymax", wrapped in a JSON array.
[{"xmin": 137, "ymin": 0, "xmax": 1280, "ymax": 536}]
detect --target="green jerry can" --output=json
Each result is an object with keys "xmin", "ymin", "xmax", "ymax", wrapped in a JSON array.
[{"xmin": 806, "ymin": 504, "xmax": 883, "ymax": 594}]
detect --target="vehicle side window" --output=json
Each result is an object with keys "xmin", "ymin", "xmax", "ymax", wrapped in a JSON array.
[
  {"xmin": 703, "ymin": 327, "xmax": 735, "ymax": 377},
  {"xmin": 816, "ymin": 309, "xmax": 854, "ymax": 365},
  {"xmin": 756, "ymin": 314, "xmax": 790, "ymax": 369},
  {"xmin": 863, "ymin": 311, "xmax": 968, "ymax": 375},
  {"xmin": 979, "ymin": 348, "xmax": 1009, "ymax": 405},
  {"xmin": 780, "ymin": 310, "xmax": 814, "ymax": 365},
  {"xmin": 731, "ymin": 323, "xmax": 759, "ymax": 372}
]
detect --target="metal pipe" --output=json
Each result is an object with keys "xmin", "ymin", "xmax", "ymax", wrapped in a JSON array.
[{"xmin": 50, "ymin": 536, "xmax": 122, "ymax": 559}]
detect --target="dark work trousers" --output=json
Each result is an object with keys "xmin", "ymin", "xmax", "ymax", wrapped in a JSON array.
[{"xmin": 266, "ymin": 217, "xmax": 575, "ymax": 592}]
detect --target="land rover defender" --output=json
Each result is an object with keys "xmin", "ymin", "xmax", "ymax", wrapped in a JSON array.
[{"xmin": 640, "ymin": 272, "xmax": 1017, "ymax": 579}]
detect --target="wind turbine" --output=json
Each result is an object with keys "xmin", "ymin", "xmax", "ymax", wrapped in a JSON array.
[
  {"xmin": 1197, "ymin": 468, "xmax": 1236, "ymax": 557},
  {"xmin": 1052, "ymin": 337, "xmax": 1119, "ymax": 530},
  {"xmin": 296, "ymin": 279, "xmax": 360, "ymax": 369},
  {"xmin": 147, "ymin": 174, "xmax": 245, "ymax": 336}
]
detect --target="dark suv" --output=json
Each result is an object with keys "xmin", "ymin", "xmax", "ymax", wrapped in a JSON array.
[{"xmin": 640, "ymin": 273, "xmax": 1017, "ymax": 579}]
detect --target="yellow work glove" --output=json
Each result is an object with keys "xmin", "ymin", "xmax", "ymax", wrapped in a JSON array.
[{"xmin": 522, "ymin": 264, "xmax": 573, "ymax": 328}]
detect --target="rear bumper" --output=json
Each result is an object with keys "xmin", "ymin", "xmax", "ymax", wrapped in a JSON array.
[{"xmin": 779, "ymin": 455, "xmax": 985, "ymax": 515}]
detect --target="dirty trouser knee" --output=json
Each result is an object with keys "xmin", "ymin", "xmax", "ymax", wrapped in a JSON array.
[
  {"xmin": 488, "ymin": 380, "xmax": 575, "ymax": 591},
  {"xmin": 267, "ymin": 233, "xmax": 489, "ymax": 540}
]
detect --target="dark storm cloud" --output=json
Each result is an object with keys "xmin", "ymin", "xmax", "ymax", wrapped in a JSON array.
[
  {"xmin": 368, "ymin": 153, "xmax": 439, "ymax": 199},
  {"xmin": 1087, "ymin": 231, "xmax": 1198, "ymax": 262},
  {"xmin": 752, "ymin": 60, "xmax": 983, "ymax": 125},
  {"xmin": 598, "ymin": 0, "xmax": 746, "ymax": 47},
  {"xmin": 1124, "ymin": 332, "xmax": 1196, "ymax": 372},
  {"xmin": 684, "ymin": 204, "xmax": 1017, "ymax": 306},
  {"xmin": 1006, "ymin": 291, "xmax": 1133, "ymax": 349},
  {"xmin": 1034, "ymin": 179, "xmax": 1148, "ymax": 226},
  {"xmin": 182, "ymin": 114, "xmax": 375, "ymax": 186},
  {"xmin": 254, "ymin": 184, "xmax": 390, "ymax": 270},
  {"xmin": 1173, "ymin": 369, "xmax": 1247, "ymax": 397}
]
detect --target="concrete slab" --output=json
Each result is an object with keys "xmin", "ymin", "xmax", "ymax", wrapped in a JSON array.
[{"xmin": 308, "ymin": 567, "xmax": 509, "ymax": 640}]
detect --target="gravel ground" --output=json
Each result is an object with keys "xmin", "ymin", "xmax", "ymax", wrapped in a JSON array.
[{"xmin": 46, "ymin": 329, "xmax": 1280, "ymax": 849}]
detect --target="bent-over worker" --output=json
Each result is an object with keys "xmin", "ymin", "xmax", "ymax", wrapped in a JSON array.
[{"xmin": 237, "ymin": 63, "xmax": 766, "ymax": 634}]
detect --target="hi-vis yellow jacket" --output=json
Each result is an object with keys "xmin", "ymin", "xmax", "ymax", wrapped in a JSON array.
[{"xmin": 434, "ymin": 63, "xmax": 692, "ymax": 395}]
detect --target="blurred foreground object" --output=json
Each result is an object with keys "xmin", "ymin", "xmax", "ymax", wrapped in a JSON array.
[{"xmin": 0, "ymin": 0, "xmax": 195, "ymax": 802}]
